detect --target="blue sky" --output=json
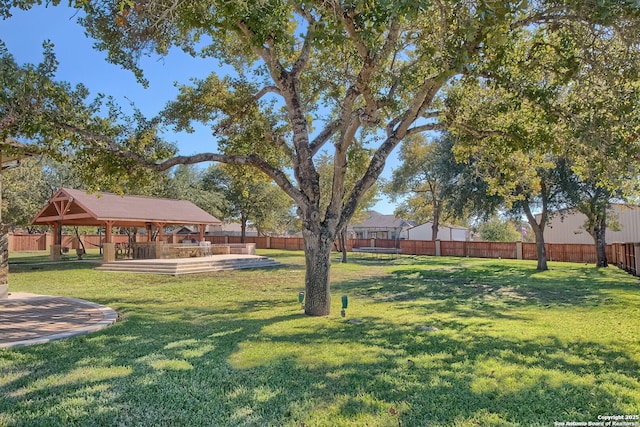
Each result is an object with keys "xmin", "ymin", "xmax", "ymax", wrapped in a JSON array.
[{"xmin": 1, "ymin": 5, "xmax": 398, "ymax": 214}]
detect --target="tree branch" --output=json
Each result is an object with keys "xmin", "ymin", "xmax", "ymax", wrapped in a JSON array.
[
  {"xmin": 0, "ymin": 137, "xmax": 41, "ymax": 160},
  {"xmin": 333, "ymin": 2, "xmax": 369, "ymax": 59},
  {"xmin": 255, "ymin": 85, "xmax": 282, "ymax": 99},
  {"xmin": 0, "ymin": 115, "xmax": 17, "ymax": 133},
  {"xmin": 236, "ymin": 20, "xmax": 270, "ymax": 61},
  {"xmin": 510, "ymin": 8, "xmax": 588, "ymax": 30},
  {"xmin": 380, "ymin": 17, "xmax": 401, "ymax": 62},
  {"xmin": 309, "ymin": 120, "xmax": 340, "ymax": 156},
  {"xmin": 422, "ymin": 110, "xmax": 444, "ymax": 119},
  {"xmin": 273, "ymin": 133, "xmax": 294, "ymax": 161},
  {"xmin": 213, "ymin": 85, "xmax": 282, "ymax": 136},
  {"xmin": 386, "ymin": 116, "xmax": 403, "ymax": 137},
  {"xmin": 56, "ymin": 121, "xmax": 144, "ymax": 160},
  {"xmin": 405, "ymin": 123, "xmax": 444, "ymax": 136},
  {"xmin": 156, "ymin": 152, "xmax": 305, "ymax": 206},
  {"xmin": 55, "ymin": 119, "xmax": 306, "ymax": 207},
  {"xmin": 291, "ymin": 11, "xmax": 316, "ymax": 79},
  {"xmin": 339, "ymin": 70, "xmax": 455, "ymax": 231}
]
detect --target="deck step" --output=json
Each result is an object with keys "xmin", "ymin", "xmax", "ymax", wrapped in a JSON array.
[{"xmin": 95, "ymin": 255, "xmax": 283, "ymax": 275}]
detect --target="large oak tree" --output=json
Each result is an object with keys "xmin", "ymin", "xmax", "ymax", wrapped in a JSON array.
[{"xmin": 3, "ymin": 1, "xmax": 640, "ymax": 314}]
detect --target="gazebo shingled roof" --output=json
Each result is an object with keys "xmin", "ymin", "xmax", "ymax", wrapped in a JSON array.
[{"xmin": 32, "ymin": 188, "xmax": 222, "ymax": 229}]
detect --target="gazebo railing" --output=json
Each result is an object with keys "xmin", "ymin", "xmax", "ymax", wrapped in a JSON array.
[{"xmin": 162, "ymin": 242, "xmax": 212, "ymax": 258}]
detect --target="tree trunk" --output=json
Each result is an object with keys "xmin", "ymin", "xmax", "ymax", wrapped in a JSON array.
[
  {"xmin": 0, "ymin": 169, "xmax": 7, "ymax": 298},
  {"xmin": 56, "ymin": 221, "xmax": 63, "ymax": 245},
  {"xmin": 522, "ymin": 201, "xmax": 548, "ymax": 271},
  {"xmin": 240, "ymin": 214, "xmax": 247, "ymax": 244},
  {"xmin": 74, "ymin": 227, "xmax": 86, "ymax": 253},
  {"xmin": 302, "ymin": 226, "xmax": 333, "ymax": 316},
  {"xmin": 339, "ymin": 229, "xmax": 348, "ymax": 263},
  {"xmin": 591, "ymin": 223, "xmax": 608, "ymax": 267},
  {"xmin": 533, "ymin": 227, "xmax": 548, "ymax": 271},
  {"xmin": 431, "ymin": 215, "xmax": 439, "ymax": 240},
  {"xmin": 432, "ymin": 199, "xmax": 440, "ymax": 241},
  {"xmin": 0, "ymin": 225, "xmax": 8, "ymax": 298}
]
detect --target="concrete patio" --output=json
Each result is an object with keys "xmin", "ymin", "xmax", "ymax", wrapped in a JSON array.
[{"xmin": 0, "ymin": 293, "xmax": 117, "ymax": 349}]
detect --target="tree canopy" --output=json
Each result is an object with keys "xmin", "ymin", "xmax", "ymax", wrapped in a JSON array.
[
  {"xmin": 3, "ymin": 1, "xmax": 640, "ymax": 314},
  {"xmin": 202, "ymin": 164, "xmax": 295, "ymax": 240},
  {"xmin": 477, "ymin": 216, "xmax": 522, "ymax": 242},
  {"xmin": 385, "ymin": 133, "xmax": 467, "ymax": 241}
]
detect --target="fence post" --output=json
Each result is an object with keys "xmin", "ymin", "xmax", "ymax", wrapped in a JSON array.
[
  {"xmin": 516, "ymin": 241, "xmax": 523, "ymax": 260},
  {"xmin": 435, "ymin": 239, "xmax": 441, "ymax": 257},
  {"xmin": 634, "ymin": 245, "xmax": 640, "ymax": 276},
  {"xmin": 266, "ymin": 236, "xmax": 271, "ymax": 249}
]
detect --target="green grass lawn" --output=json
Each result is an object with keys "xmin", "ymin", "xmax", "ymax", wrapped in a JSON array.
[{"xmin": 2, "ymin": 250, "xmax": 639, "ymax": 426}]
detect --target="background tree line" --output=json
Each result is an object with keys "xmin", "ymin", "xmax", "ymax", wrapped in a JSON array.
[{"xmin": 1, "ymin": 158, "xmax": 298, "ymax": 240}]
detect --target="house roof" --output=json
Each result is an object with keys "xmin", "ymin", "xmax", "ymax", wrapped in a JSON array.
[
  {"xmin": 220, "ymin": 222, "xmax": 258, "ymax": 233},
  {"xmin": 175, "ymin": 223, "xmax": 258, "ymax": 234},
  {"xmin": 349, "ymin": 211, "xmax": 416, "ymax": 230},
  {"xmin": 32, "ymin": 188, "xmax": 222, "ymax": 228},
  {"xmin": 410, "ymin": 222, "xmax": 469, "ymax": 231}
]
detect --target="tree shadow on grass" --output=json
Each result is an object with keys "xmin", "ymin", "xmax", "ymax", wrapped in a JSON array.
[
  {"xmin": 234, "ymin": 316, "xmax": 639, "ymax": 425},
  {"xmin": 332, "ymin": 260, "xmax": 639, "ymax": 312},
  {"xmin": 2, "ymin": 254, "xmax": 639, "ymax": 425},
  {"xmin": 8, "ymin": 260, "xmax": 99, "ymax": 274},
  {"xmin": 1, "ymin": 292, "xmax": 638, "ymax": 426},
  {"xmin": 0, "ymin": 303, "xmax": 307, "ymax": 426}
]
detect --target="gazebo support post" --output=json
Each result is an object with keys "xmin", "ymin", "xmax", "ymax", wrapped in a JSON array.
[
  {"xmin": 103, "ymin": 221, "xmax": 116, "ymax": 262},
  {"xmin": 50, "ymin": 222, "xmax": 62, "ymax": 261},
  {"xmin": 199, "ymin": 224, "xmax": 205, "ymax": 242},
  {"xmin": 152, "ymin": 222, "xmax": 166, "ymax": 259}
]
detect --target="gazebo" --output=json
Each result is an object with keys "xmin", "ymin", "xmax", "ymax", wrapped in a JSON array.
[{"xmin": 31, "ymin": 188, "xmax": 222, "ymax": 261}]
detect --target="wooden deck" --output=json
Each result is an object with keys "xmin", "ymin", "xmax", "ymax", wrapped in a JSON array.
[{"xmin": 95, "ymin": 254, "xmax": 282, "ymax": 275}]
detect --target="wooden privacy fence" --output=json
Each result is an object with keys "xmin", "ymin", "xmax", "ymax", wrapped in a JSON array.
[
  {"xmin": 9, "ymin": 233, "xmax": 133, "ymax": 251},
  {"xmin": 9, "ymin": 233, "xmax": 48, "ymax": 251},
  {"xmin": 611, "ymin": 243, "xmax": 638, "ymax": 275},
  {"xmin": 9, "ymin": 232, "xmax": 627, "ymax": 267},
  {"xmin": 398, "ymin": 239, "xmax": 609, "ymax": 264}
]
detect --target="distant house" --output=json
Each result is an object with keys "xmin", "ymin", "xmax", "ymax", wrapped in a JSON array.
[
  {"xmin": 538, "ymin": 204, "xmax": 640, "ymax": 244},
  {"xmin": 173, "ymin": 224, "xmax": 219, "ymax": 236},
  {"xmin": 215, "ymin": 222, "xmax": 258, "ymax": 237},
  {"xmin": 407, "ymin": 222, "xmax": 470, "ymax": 241},
  {"xmin": 347, "ymin": 211, "xmax": 416, "ymax": 240}
]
